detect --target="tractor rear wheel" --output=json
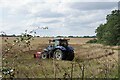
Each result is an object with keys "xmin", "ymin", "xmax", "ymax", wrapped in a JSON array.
[
  {"xmin": 54, "ymin": 49, "xmax": 66, "ymax": 60},
  {"xmin": 41, "ymin": 52, "xmax": 47, "ymax": 59},
  {"xmin": 67, "ymin": 52, "xmax": 74, "ymax": 61}
]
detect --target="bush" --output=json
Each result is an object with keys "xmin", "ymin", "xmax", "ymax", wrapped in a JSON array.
[{"xmin": 86, "ymin": 39, "xmax": 97, "ymax": 43}]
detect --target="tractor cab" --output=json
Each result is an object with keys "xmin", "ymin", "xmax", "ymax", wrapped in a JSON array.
[{"xmin": 49, "ymin": 38, "xmax": 69, "ymax": 47}]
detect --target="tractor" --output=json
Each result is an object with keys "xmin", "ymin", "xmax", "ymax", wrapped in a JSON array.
[{"xmin": 41, "ymin": 38, "xmax": 74, "ymax": 61}]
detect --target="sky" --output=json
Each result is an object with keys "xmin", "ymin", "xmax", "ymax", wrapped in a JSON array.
[{"xmin": 0, "ymin": 0, "xmax": 119, "ymax": 37}]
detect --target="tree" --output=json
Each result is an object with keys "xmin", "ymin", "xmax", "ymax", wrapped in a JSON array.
[{"xmin": 96, "ymin": 10, "xmax": 120, "ymax": 45}]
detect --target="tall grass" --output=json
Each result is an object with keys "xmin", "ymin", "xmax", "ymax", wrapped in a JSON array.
[{"xmin": 1, "ymin": 31, "xmax": 118, "ymax": 79}]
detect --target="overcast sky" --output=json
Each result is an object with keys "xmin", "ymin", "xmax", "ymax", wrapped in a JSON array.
[{"xmin": 0, "ymin": 0, "xmax": 119, "ymax": 36}]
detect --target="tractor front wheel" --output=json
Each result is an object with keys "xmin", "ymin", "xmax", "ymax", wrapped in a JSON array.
[{"xmin": 41, "ymin": 52, "xmax": 47, "ymax": 59}]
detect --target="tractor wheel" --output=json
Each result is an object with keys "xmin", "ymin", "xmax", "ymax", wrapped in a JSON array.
[
  {"xmin": 54, "ymin": 49, "xmax": 66, "ymax": 60},
  {"xmin": 67, "ymin": 52, "xmax": 74, "ymax": 61},
  {"xmin": 41, "ymin": 52, "xmax": 47, "ymax": 59}
]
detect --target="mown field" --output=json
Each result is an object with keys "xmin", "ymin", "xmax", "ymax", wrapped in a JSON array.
[{"xmin": 1, "ymin": 37, "xmax": 119, "ymax": 78}]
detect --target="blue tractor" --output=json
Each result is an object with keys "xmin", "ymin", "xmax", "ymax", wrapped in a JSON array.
[{"xmin": 41, "ymin": 38, "xmax": 74, "ymax": 61}]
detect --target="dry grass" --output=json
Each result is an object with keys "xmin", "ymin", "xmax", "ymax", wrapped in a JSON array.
[{"xmin": 1, "ymin": 37, "xmax": 118, "ymax": 78}]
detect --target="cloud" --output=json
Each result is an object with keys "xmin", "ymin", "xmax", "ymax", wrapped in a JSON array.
[
  {"xmin": 69, "ymin": 2, "xmax": 117, "ymax": 10},
  {"xmin": 0, "ymin": 0, "xmax": 118, "ymax": 36},
  {"xmin": 34, "ymin": 10, "xmax": 65, "ymax": 18}
]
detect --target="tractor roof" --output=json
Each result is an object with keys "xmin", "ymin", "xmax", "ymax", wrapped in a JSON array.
[{"xmin": 49, "ymin": 38, "xmax": 70, "ymax": 42}]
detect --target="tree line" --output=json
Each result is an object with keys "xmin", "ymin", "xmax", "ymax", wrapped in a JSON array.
[{"xmin": 0, "ymin": 34, "xmax": 96, "ymax": 38}]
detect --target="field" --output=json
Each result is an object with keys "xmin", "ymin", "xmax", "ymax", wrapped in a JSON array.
[{"xmin": 1, "ymin": 37, "xmax": 119, "ymax": 78}]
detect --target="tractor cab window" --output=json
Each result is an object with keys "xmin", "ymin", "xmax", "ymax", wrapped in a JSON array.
[
  {"xmin": 60, "ymin": 40, "xmax": 68, "ymax": 46},
  {"xmin": 50, "ymin": 40, "xmax": 59, "ymax": 47},
  {"xmin": 54, "ymin": 40, "xmax": 59, "ymax": 46},
  {"xmin": 49, "ymin": 40, "xmax": 54, "ymax": 47},
  {"xmin": 49, "ymin": 39, "xmax": 68, "ymax": 47}
]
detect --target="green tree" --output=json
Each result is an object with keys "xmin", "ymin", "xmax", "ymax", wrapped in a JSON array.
[{"xmin": 96, "ymin": 10, "xmax": 120, "ymax": 45}]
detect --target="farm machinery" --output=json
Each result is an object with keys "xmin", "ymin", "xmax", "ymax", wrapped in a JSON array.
[{"xmin": 34, "ymin": 38, "xmax": 74, "ymax": 61}]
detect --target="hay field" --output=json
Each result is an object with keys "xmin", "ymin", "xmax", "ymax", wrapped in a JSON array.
[{"xmin": 1, "ymin": 37, "xmax": 119, "ymax": 78}]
